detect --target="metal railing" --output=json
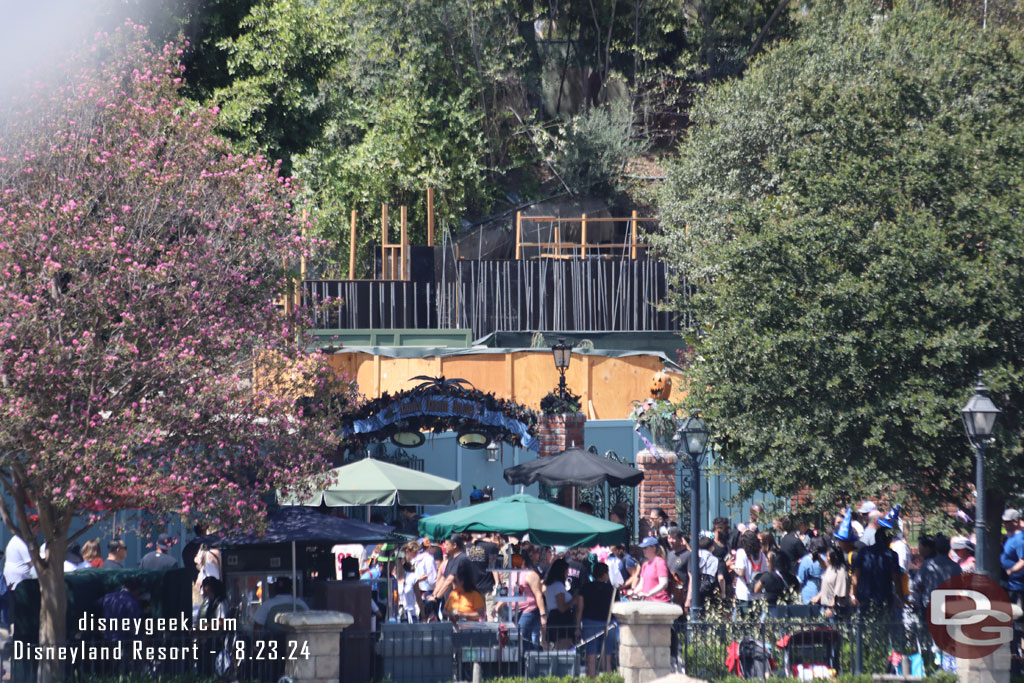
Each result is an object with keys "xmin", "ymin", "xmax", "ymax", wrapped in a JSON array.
[
  {"xmin": 340, "ymin": 622, "xmax": 592, "ymax": 683},
  {"xmin": 676, "ymin": 613, "xmax": 939, "ymax": 680}
]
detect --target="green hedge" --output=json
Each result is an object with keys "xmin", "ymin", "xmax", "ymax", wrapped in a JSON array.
[
  {"xmin": 714, "ymin": 675, "xmax": 958, "ymax": 683},
  {"xmin": 485, "ymin": 675, "xmax": 623, "ymax": 683}
]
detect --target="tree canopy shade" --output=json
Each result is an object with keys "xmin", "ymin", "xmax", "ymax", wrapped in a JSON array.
[
  {"xmin": 0, "ymin": 25, "xmax": 347, "ymax": 673},
  {"xmin": 655, "ymin": 1, "xmax": 1024, "ymax": 528}
]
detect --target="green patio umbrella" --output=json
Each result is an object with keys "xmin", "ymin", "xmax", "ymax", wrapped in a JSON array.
[
  {"xmin": 418, "ymin": 493, "xmax": 626, "ymax": 547},
  {"xmin": 278, "ymin": 458, "xmax": 462, "ymax": 506}
]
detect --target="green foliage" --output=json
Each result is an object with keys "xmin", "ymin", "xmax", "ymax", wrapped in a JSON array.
[
  {"xmin": 554, "ymin": 102, "xmax": 648, "ymax": 197},
  {"xmin": 655, "ymin": 0, "xmax": 1024, "ymax": 517},
  {"xmin": 297, "ymin": 89, "xmax": 491, "ymax": 276},
  {"xmin": 628, "ymin": 398, "xmax": 679, "ymax": 445},
  {"xmin": 714, "ymin": 676, "xmax": 957, "ymax": 683},
  {"xmin": 212, "ymin": 0, "xmax": 344, "ymax": 174},
  {"xmin": 485, "ymin": 675, "xmax": 622, "ymax": 683},
  {"xmin": 540, "ymin": 389, "xmax": 583, "ymax": 415},
  {"xmin": 295, "ymin": 0, "xmax": 540, "ymax": 275}
]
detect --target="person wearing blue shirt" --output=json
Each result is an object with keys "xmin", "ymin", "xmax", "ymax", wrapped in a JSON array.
[
  {"xmin": 797, "ymin": 537, "xmax": 828, "ymax": 606},
  {"xmin": 851, "ymin": 528, "xmax": 903, "ymax": 614},
  {"xmin": 1000, "ymin": 508, "xmax": 1024, "ymax": 596}
]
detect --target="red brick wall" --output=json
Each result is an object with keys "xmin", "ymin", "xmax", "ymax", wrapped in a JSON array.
[
  {"xmin": 638, "ymin": 449, "xmax": 677, "ymax": 518},
  {"xmin": 537, "ymin": 413, "xmax": 586, "ymax": 456},
  {"xmin": 536, "ymin": 413, "xmax": 586, "ymax": 507}
]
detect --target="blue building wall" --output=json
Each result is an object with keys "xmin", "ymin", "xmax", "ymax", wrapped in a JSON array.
[{"xmin": 405, "ymin": 419, "xmax": 776, "ymax": 532}]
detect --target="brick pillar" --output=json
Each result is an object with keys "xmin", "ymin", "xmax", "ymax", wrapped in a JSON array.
[
  {"xmin": 637, "ymin": 446, "xmax": 677, "ymax": 521},
  {"xmin": 536, "ymin": 413, "xmax": 586, "ymax": 506},
  {"xmin": 537, "ymin": 412, "xmax": 586, "ymax": 456}
]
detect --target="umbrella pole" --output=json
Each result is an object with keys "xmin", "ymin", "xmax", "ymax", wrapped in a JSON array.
[{"xmin": 292, "ymin": 541, "xmax": 297, "ymax": 611}]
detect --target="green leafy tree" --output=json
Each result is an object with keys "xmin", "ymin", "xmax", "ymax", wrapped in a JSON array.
[
  {"xmin": 295, "ymin": 0, "xmax": 536, "ymax": 275},
  {"xmin": 211, "ymin": 0, "xmax": 344, "ymax": 174},
  {"xmin": 554, "ymin": 100, "xmax": 648, "ymax": 196},
  {"xmin": 656, "ymin": 0, "xmax": 1024, "ymax": 562}
]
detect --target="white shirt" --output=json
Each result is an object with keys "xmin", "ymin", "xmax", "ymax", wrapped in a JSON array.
[
  {"xmin": 607, "ymin": 556, "xmax": 625, "ymax": 587},
  {"xmin": 544, "ymin": 580, "xmax": 572, "ymax": 611},
  {"xmin": 196, "ymin": 548, "xmax": 221, "ymax": 582},
  {"xmin": 397, "ymin": 577, "xmax": 417, "ymax": 616},
  {"xmin": 4, "ymin": 536, "xmax": 36, "ymax": 588},
  {"xmin": 698, "ymin": 549, "xmax": 719, "ymax": 577},
  {"xmin": 891, "ymin": 538, "xmax": 910, "ymax": 572},
  {"xmin": 733, "ymin": 549, "xmax": 767, "ymax": 602},
  {"xmin": 412, "ymin": 551, "xmax": 437, "ymax": 592}
]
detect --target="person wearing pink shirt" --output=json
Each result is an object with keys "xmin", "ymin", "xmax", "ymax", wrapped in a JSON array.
[{"xmin": 625, "ymin": 537, "xmax": 670, "ymax": 601}]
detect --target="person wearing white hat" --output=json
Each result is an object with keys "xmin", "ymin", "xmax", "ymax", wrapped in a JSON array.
[
  {"xmin": 861, "ymin": 510, "xmax": 884, "ymax": 547},
  {"xmin": 950, "ymin": 537, "xmax": 975, "ymax": 573},
  {"xmin": 853, "ymin": 501, "xmax": 875, "ymax": 538}
]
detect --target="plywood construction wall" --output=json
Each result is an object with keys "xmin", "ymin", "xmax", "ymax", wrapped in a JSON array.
[{"xmin": 325, "ymin": 351, "xmax": 685, "ymax": 419}]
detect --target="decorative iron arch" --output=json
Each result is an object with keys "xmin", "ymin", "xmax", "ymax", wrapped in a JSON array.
[{"xmin": 337, "ymin": 376, "xmax": 540, "ymax": 452}]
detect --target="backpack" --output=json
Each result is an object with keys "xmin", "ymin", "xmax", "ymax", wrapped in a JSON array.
[{"xmin": 699, "ymin": 572, "xmax": 718, "ymax": 598}]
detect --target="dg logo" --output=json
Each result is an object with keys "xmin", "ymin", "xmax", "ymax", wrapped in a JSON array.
[{"xmin": 927, "ymin": 573, "xmax": 1014, "ymax": 659}]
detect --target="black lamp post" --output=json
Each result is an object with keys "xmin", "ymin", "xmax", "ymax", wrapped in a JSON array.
[
  {"xmin": 674, "ymin": 414, "xmax": 710, "ymax": 620},
  {"xmin": 961, "ymin": 371, "xmax": 1001, "ymax": 578},
  {"xmin": 552, "ymin": 338, "xmax": 573, "ymax": 399}
]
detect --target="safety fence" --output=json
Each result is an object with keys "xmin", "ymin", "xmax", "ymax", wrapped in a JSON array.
[
  {"xmin": 676, "ymin": 613, "xmax": 953, "ymax": 680},
  {"xmin": 339, "ymin": 621, "xmax": 616, "ymax": 683}
]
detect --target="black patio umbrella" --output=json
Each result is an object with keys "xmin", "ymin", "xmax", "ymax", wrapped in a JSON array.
[
  {"xmin": 203, "ymin": 506, "xmax": 393, "ymax": 547},
  {"xmin": 503, "ymin": 448, "xmax": 645, "ymax": 488},
  {"xmin": 200, "ymin": 507, "xmax": 392, "ymax": 611}
]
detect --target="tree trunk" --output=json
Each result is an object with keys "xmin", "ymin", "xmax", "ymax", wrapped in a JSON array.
[{"xmin": 36, "ymin": 536, "xmax": 67, "ymax": 683}]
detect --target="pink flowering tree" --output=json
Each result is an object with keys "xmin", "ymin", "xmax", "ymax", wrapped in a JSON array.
[{"xmin": 0, "ymin": 25, "xmax": 350, "ymax": 673}]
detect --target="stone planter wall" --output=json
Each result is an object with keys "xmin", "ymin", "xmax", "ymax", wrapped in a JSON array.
[{"xmin": 276, "ymin": 610, "xmax": 354, "ymax": 683}]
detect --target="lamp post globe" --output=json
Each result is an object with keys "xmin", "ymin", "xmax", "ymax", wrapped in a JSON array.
[
  {"xmin": 551, "ymin": 338, "xmax": 573, "ymax": 398},
  {"xmin": 961, "ymin": 371, "xmax": 1000, "ymax": 577},
  {"xmin": 678, "ymin": 416, "xmax": 710, "ymax": 457}
]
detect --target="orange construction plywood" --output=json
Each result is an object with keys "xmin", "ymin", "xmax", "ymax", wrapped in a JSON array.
[{"xmin": 325, "ymin": 350, "xmax": 685, "ymax": 419}]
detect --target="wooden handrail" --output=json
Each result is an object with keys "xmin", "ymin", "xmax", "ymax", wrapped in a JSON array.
[
  {"xmin": 518, "ymin": 215, "xmax": 658, "ymax": 223},
  {"xmin": 515, "ymin": 242, "xmax": 650, "ymax": 248},
  {"xmin": 513, "ymin": 211, "xmax": 657, "ymax": 260}
]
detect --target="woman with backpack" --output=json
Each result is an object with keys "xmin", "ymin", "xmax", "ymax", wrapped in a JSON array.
[{"xmin": 733, "ymin": 530, "xmax": 767, "ymax": 615}]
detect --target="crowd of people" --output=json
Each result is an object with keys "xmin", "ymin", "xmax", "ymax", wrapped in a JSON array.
[
  {"xmin": 1, "ymin": 496, "xmax": 1021, "ymax": 678},
  {"xmin": 356, "ymin": 498, "xmax": 1024, "ymax": 675},
  {"xmin": 0, "ymin": 517, "xmax": 186, "ymax": 629},
  {"xmin": 381, "ymin": 528, "xmax": 623, "ymax": 677}
]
